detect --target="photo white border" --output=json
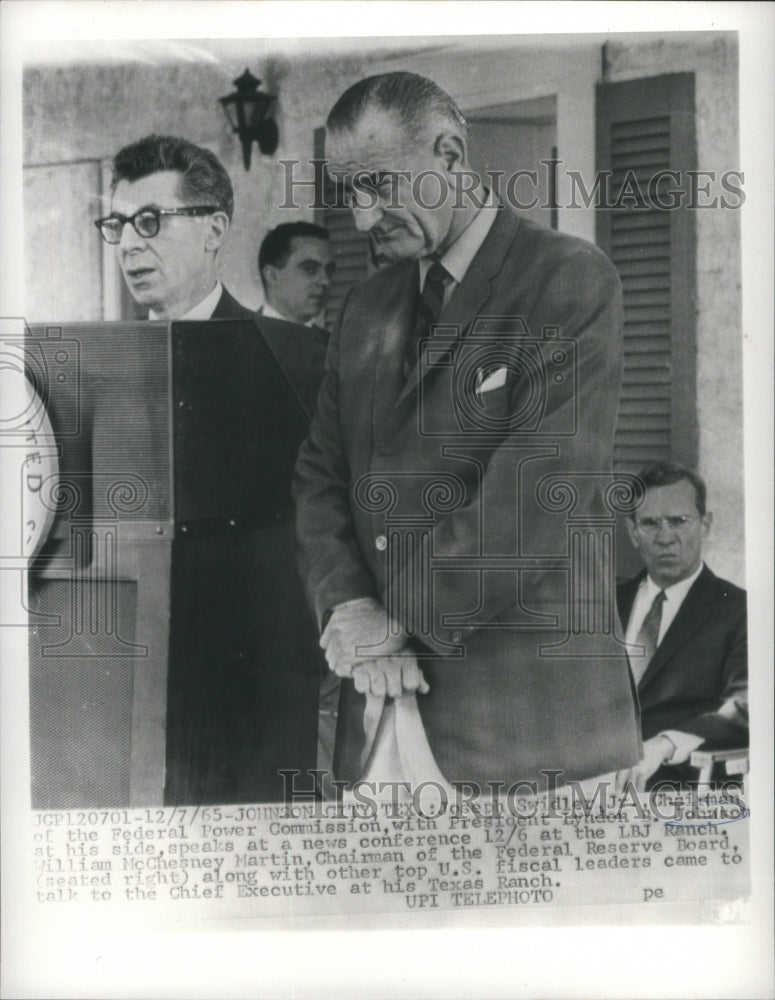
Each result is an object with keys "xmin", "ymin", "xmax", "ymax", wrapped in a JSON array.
[{"xmin": 1, "ymin": 2, "xmax": 773, "ymax": 997}]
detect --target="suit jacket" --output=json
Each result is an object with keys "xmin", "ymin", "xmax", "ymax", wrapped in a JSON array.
[
  {"xmin": 252, "ymin": 315, "xmax": 329, "ymax": 418},
  {"xmin": 616, "ymin": 566, "xmax": 748, "ymax": 750},
  {"xmin": 211, "ymin": 285, "xmax": 255, "ymax": 320},
  {"xmin": 164, "ymin": 310, "xmax": 328, "ymax": 805},
  {"xmin": 293, "ymin": 205, "xmax": 642, "ymax": 787},
  {"xmin": 257, "ymin": 306, "xmax": 330, "ymax": 345}
]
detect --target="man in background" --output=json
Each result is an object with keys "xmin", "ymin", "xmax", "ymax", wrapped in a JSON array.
[
  {"xmin": 258, "ymin": 222, "xmax": 334, "ymax": 329},
  {"xmin": 96, "ymin": 133, "xmax": 252, "ymax": 319},
  {"xmin": 257, "ymin": 221, "xmax": 337, "ymax": 793},
  {"xmin": 616, "ymin": 462, "xmax": 748, "ymax": 790}
]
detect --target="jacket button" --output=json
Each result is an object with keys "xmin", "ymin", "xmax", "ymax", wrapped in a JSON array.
[
  {"xmin": 375, "ymin": 535, "xmax": 387, "ymax": 551},
  {"xmin": 451, "ymin": 631, "xmax": 463, "ymax": 643}
]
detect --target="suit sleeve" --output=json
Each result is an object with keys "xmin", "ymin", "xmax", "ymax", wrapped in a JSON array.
[
  {"xmin": 388, "ymin": 247, "xmax": 625, "ymax": 653},
  {"xmin": 293, "ymin": 295, "xmax": 378, "ymax": 631},
  {"xmin": 673, "ymin": 602, "xmax": 749, "ymax": 749}
]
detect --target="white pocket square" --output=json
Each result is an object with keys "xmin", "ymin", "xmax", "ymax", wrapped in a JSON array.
[{"xmin": 476, "ymin": 366, "xmax": 508, "ymax": 394}]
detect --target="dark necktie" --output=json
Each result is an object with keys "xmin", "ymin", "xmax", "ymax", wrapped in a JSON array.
[
  {"xmin": 404, "ymin": 261, "xmax": 449, "ymax": 376},
  {"xmin": 631, "ymin": 589, "xmax": 666, "ymax": 685}
]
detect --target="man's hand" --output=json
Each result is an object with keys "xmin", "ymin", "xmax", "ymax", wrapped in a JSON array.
[
  {"xmin": 615, "ymin": 734, "xmax": 676, "ymax": 793},
  {"xmin": 320, "ymin": 597, "xmax": 407, "ymax": 677},
  {"xmin": 351, "ymin": 655, "xmax": 430, "ymax": 698}
]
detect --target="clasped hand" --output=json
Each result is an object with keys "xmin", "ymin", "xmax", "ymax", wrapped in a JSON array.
[{"xmin": 320, "ymin": 597, "xmax": 429, "ymax": 697}]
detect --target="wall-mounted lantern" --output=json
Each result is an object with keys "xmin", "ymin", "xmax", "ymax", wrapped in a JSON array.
[{"xmin": 219, "ymin": 69, "xmax": 278, "ymax": 170}]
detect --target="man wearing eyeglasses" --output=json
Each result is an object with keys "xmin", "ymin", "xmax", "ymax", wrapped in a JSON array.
[
  {"xmin": 615, "ymin": 461, "xmax": 748, "ymax": 791},
  {"xmin": 94, "ymin": 134, "xmax": 327, "ymax": 805},
  {"xmin": 96, "ymin": 134, "xmax": 252, "ymax": 320}
]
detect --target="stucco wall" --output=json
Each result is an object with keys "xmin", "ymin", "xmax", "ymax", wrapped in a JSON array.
[
  {"xmin": 23, "ymin": 52, "xmax": 383, "ymax": 313},
  {"xmin": 604, "ymin": 34, "xmax": 744, "ymax": 586}
]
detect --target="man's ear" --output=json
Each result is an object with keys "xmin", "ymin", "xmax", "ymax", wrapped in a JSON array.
[
  {"xmin": 204, "ymin": 211, "xmax": 229, "ymax": 253},
  {"xmin": 625, "ymin": 516, "xmax": 640, "ymax": 551},
  {"xmin": 434, "ymin": 131, "xmax": 467, "ymax": 172},
  {"xmin": 262, "ymin": 264, "xmax": 277, "ymax": 291},
  {"xmin": 701, "ymin": 511, "xmax": 713, "ymax": 537}
]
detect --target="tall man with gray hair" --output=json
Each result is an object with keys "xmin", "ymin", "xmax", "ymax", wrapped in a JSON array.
[{"xmin": 293, "ymin": 72, "xmax": 641, "ymax": 791}]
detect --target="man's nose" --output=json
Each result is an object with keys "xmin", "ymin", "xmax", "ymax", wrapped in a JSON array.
[
  {"xmin": 351, "ymin": 201, "xmax": 383, "ymax": 233},
  {"xmin": 654, "ymin": 522, "xmax": 678, "ymax": 543},
  {"xmin": 118, "ymin": 220, "xmax": 146, "ymax": 251}
]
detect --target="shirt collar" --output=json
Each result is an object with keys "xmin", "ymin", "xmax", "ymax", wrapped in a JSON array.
[
  {"xmin": 261, "ymin": 302, "xmax": 318, "ymax": 328},
  {"xmin": 643, "ymin": 561, "xmax": 704, "ymax": 604},
  {"xmin": 149, "ymin": 281, "xmax": 222, "ymax": 321},
  {"xmin": 419, "ymin": 187, "xmax": 498, "ymax": 288}
]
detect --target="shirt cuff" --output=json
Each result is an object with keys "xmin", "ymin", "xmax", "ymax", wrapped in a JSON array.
[
  {"xmin": 660, "ymin": 730, "xmax": 704, "ymax": 764},
  {"xmin": 332, "ymin": 597, "xmax": 383, "ymax": 616}
]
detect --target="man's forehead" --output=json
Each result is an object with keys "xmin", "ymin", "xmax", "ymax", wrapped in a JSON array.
[
  {"xmin": 287, "ymin": 236, "xmax": 331, "ymax": 263},
  {"xmin": 640, "ymin": 480, "xmax": 699, "ymax": 512},
  {"xmin": 111, "ymin": 170, "xmax": 184, "ymax": 211},
  {"xmin": 325, "ymin": 108, "xmax": 414, "ymax": 169}
]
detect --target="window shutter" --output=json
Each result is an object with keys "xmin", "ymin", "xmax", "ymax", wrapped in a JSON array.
[
  {"xmin": 596, "ymin": 73, "xmax": 698, "ymax": 474},
  {"xmin": 313, "ymin": 126, "xmax": 370, "ymax": 330}
]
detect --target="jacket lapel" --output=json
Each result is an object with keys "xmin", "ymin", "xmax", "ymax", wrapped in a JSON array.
[
  {"xmin": 211, "ymin": 286, "xmax": 251, "ymax": 320},
  {"xmin": 638, "ymin": 566, "xmax": 717, "ymax": 690},
  {"xmin": 617, "ymin": 571, "xmax": 645, "ymax": 631},
  {"xmin": 257, "ymin": 319, "xmax": 326, "ymax": 420},
  {"xmin": 394, "ymin": 206, "xmax": 521, "ymax": 409},
  {"xmin": 371, "ymin": 264, "xmax": 419, "ymax": 438}
]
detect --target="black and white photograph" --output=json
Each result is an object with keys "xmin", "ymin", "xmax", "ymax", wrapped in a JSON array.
[{"xmin": 1, "ymin": 2, "xmax": 772, "ymax": 997}]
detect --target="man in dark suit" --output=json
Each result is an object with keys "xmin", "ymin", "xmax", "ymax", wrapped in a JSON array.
[
  {"xmin": 615, "ymin": 462, "xmax": 748, "ymax": 791},
  {"xmin": 256, "ymin": 222, "xmax": 337, "ymax": 792},
  {"xmin": 95, "ymin": 135, "xmax": 326, "ymax": 803},
  {"xmin": 95, "ymin": 134, "xmax": 252, "ymax": 319},
  {"xmin": 293, "ymin": 72, "xmax": 641, "ymax": 791}
]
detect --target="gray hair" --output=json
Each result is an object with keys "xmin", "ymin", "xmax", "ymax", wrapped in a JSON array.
[{"xmin": 327, "ymin": 72, "xmax": 466, "ymax": 143}]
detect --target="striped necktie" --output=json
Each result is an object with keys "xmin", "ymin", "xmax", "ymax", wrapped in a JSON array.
[
  {"xmin": 404, "ymin": 261, "xmax": 449, "ymax": 376},
  {"xmin": 631, "ymin": 589, "xmax": 666, "ymax": 686}
]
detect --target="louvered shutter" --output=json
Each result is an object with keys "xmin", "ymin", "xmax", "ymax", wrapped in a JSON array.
[
  {"xmin": 596, "ymin": 74, "xmax": 698, "ymax": 474},
  {"xmin": 313, "ymin": 127, "xmax": 370, "ymax": 330}
]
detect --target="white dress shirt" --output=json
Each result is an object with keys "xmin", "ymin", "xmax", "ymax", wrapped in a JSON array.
[
  {"xmin": 259, "ymin": 302, "xmax": 321, "ymax": 329},
  {"xmin": 418, "ymin": 187, "xmax": 498, "ymax": 306},
  {"xmin": 149, "ymin": 281, "xmax": 223, "ymax": 321},
  {"xmin": 625, "ymin": 562, "xmax": 705, "ymax": 763}
]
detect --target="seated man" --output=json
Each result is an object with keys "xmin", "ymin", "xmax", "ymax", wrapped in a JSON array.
[
  {"xmin": 616, "ymin": 461, "xmax": 748, "ymax": 790},
  {"xmin": 258, "ymin": 222, "xmax": 334, "ymax": 330}
]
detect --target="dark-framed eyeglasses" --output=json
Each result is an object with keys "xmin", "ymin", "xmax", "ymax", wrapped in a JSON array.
[
  {"xmin": 635, "ymin": 515, "xmax": 698, "ymax": 534},
  {"xmin": 94, "ymin": 206, "xmax": 218, "ymax": 244}
]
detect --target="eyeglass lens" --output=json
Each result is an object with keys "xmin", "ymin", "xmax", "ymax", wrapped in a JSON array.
[{"xmin": 99, "ymin": 210, "xmax": 160, "ymax": 243}]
